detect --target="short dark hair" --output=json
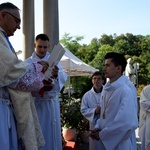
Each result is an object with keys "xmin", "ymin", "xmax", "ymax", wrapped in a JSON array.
[
  {"xmin": 91, "ymin": 71, "xmax": 102, "ymax": 78},
  {"xmin": 35, "ymin": 34, "xmax": 49, "ymax": 41},
  {"xmin": 104, "ymin": 52, "xmax": 127, "ymax": 73},
  {"xmin": 0, "ymin": 2, "xmax": 19, "ymax": 11}
]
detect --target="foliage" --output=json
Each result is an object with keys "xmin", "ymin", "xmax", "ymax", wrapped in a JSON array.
[
  {"xmin": 99, "ymin": 34, "xmax": 115, "ymax": 46},
  {"xmin": 16, "ymin": 50, "xmax": 22, "ymax": 55},
  {"xmin": 74, "ymin": 39, "xmax": 100, "ymax": 64},
  {"xmin": 60, "ymin": 33, "xmax": 150, "ymax": 88},
  {"xmin": 138, "ymin": 51, "xmax": 150, "ymax": 84},
  {"xmin": 90, "ymin": 44, "xmax": 113, "ymax": 71},
  {"xmin": 84, "ymin": 38, "xmax": 101, "ymax": 63},
  {"xmin": 60, "ymin": 96, "xmax": 81, "ymax": 129},
  {"xmin": 60, "ymin": 33, "xmax": 83, "ymax": 55},
  {"xmin": 75, "ymin": 46, "xmax": 89, "ymax": 63},
  {"xmin": 71, "ymin": 76, "xmax": 92, "ymax": 98},
  {"xmin": 137, "ymin": 84, "xmax": 146, "ymax": 96},
  {"xmin": 113, "ymin": 39, "xmax": 130, "ymax": 55},
  {"xmin": 77, "ymin": 115, "xmax": 89, "ymax": 131},
  {"xmin": 60, "ymin": 94, "xmax": 89, "ymax": 131}
]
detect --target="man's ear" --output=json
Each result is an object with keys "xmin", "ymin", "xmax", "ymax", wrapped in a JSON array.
[
  {"xmin": 34, "ymin": 43, "xmax": 36, "ymax": 48},
  {"xmin": 117, "ymin": 65, "xmax": 122, "ymax": 72},
  {"xmin": 0, "ymin": 12, "xmax": 6, "ymax": 21}
]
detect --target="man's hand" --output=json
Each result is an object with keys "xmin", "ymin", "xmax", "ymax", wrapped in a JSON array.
[
  {"xmin": 51, "ymin": 65, "xmax": 59, "ymax": 78},
  {"xmin": 95, "ymin": 106, "xmax": 101, "ymax": 114},
  {"xmin": 39, "ymin": 79, "xmax": 54, "ymax": 97},
  {"xmin": 43, "ymin": 79, "xmax": 54, "ymax": 91},
  {"xmin": 89, "ymin": 128, "xmax": 100, "ymax": 140},
  {"xmin": 38, "ymin": 61, "xmax": 49, "ymax": 73}
]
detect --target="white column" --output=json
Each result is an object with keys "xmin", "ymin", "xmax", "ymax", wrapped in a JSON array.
[
  {"xmin": 43, "ymin": 0, "xmax": 59, "ymax": 52},
  {"xmin": 22, "ymin": 0, "xmax": 35, "ymax": 60}
]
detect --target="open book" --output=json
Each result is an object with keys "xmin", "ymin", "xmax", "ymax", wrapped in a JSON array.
[{"xmin": 44, "ymin": 43, "xmax": 65, "ymax": 80}]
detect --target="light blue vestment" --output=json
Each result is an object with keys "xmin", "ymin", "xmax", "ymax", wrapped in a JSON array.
[
  {"xmin": 0, "ymin": 27, "xmax": 46, "ymax": 149},
  {"xmin": 0, "ymin": 88, "xmax": 21, "ymax": 150},
  {"xmin": 0, "ymin": 28, "xmax": 22, "ymax": 150}
]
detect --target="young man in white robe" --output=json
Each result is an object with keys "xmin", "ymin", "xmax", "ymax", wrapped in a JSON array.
[
  {"xmin": 123, "ymin": 75, "xmax": 138, "ymax": 150},
  {"xmin": 90, "ymin": 52, "xmax": 138, "ymax": 150},
  {"xmin": 25, "ymin": 34, "xmax": 67, "ymax": 150},
  {"xmin": 81, "ymin": 71, "xmax": 104, "ymax": 150},
  {"xmin": 139, "ymin": 85, "xmax": 150, "ymax": 150}
]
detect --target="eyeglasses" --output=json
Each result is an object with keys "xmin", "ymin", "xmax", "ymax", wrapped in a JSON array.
[{"xmin": 5, "ymin": 12, "xmax": 21, "ymax": 24}]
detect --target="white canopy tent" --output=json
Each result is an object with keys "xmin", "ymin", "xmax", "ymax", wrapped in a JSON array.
[
  {"xmin": 60, "ymin": 49, "xmax": 98, "ymax": 97},
  {"xmin": 60, "ymin": 49, "xmax": 98, "ymax": 76}
]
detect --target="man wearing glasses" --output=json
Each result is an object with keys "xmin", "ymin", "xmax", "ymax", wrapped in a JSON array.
[
  {"xmin": 0, "ymin": 2, "xmax": 51, "ymax": 150},
  {"xmin": 5, "ymin": 11, "xmax": 21, "ymax": 24}
]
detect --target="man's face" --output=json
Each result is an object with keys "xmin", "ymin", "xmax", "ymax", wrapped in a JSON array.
[
  {"xmin": 92, "ymin": 75, "xmax": 103, "ymax": 88},
  {"xmin": 103, "ymin": 58, "xmax": 119, "ymax": 81},
  {"xmin": 34, "ymin": 39, "xmax": 49, "ymax": 58},
  {"xmin": 1, "ymin": 9, "xmax": 21, "ymax": 36}
]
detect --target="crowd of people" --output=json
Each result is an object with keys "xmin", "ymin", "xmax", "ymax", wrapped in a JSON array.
[
  {"xmin": 82, "ymin": 53, "xmax": 138, "ymax": 150},
  {"xmin": 0, "ymin": 2, "xmax": 150, "ymax": 150},
  {"xmin": 81, "ymin": 53, "xmax": 150, "ymax": 150}
]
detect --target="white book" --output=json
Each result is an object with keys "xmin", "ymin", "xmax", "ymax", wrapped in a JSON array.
[{"xmin": 44, "ymin": 43, "xmax": 65, "ymax": 80}]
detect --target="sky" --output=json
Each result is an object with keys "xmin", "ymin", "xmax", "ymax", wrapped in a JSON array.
[{"xmin": 1, "ymin": 0, "xmax": 150, "ymax": 51}]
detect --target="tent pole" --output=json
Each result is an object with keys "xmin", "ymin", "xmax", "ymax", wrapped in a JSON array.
[{"xmin": 68, "ymin": 60, "xmax": 71, "ymax": 98}]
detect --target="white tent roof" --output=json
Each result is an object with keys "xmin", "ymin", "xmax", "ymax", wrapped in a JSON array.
[{"xmin": 60, "ymin": 49, "xmax": 98, "ymax": 76}]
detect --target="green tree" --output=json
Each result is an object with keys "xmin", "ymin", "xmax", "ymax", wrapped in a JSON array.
[
  {"xmin": 140, "ymin": 35, "xmax": 150, "ymax": 53},
  {"xmin": 90, "ymin": 44, "xmax": 113, "ymax": 70},
  {"xmin": 114, "ymin": 34, "xmax": 127, "ymax": 42},
  {"xmin": 60, "ymin": 33, "xmax": 150, "ymax": 88},
  {"xmin": 60, "ymin": 33, "xmax": 83, "ymax": 55},
  {"xmin": 139, "ymin": 51, "xmax": 150, "ymax": 84},
  {"xmin": 113, "ymin": 39, "xmax": 130, "ymax": 55},
  {"xmin": 72, "ymin": 38, "xmax": 101, "ymax": 64},
  {"xmin": 125, "ymin": 33, "xmax": 142, "ymax": 56},
  {"xmin": 99, "ymin": 34, "xmax": 115, "ymax": 46}
]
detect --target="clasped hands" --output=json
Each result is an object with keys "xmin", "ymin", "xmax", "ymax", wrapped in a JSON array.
[
  {"xmin": 95, "ymin": 106, "xmax": 101, "ymax": 114},
  {"xmin": 89, "ymin": 128, "xmax": 100, "ymax": 141}
]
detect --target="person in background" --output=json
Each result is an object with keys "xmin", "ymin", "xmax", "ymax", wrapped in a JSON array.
[
  {"xmin": 139, "ymin": 85, "xmax": 150, "ymax": 150},
  {"xmin": 123, "ymin": 75, "xmax": 138, "ymax": 150},
  {"xmin": 0, "ymin": 2, "xmax": 50, "ymax": 150},
  {"xmin": 90, "ymin": 52, "xmax": 138, "ymax": 150},
  {"xmin": 81, "ymin": 71, "xmax": 104, "ymax": 150},
  {"xmin": 25, "ymin": 33, "xmax": 67, "ymax": 150}
]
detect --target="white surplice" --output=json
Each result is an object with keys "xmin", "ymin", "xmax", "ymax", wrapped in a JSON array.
[
  {"xmin": 95, "ymin": 76, "xmax": 138, "ymax": 150},
  {"xmin": 139, "ymin": 85, "xmax": 150, "ymax": 150},
  {"xmin": 81, "ymin": 87, "xmax": 102, "ymax": 150},
  {"xmin": 123, "ymin": 75, "xmax": 138, "ymax": 150},
  {"xmin": 26, "ymin": 52, "xmax": 67, "ymax": 150}
]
